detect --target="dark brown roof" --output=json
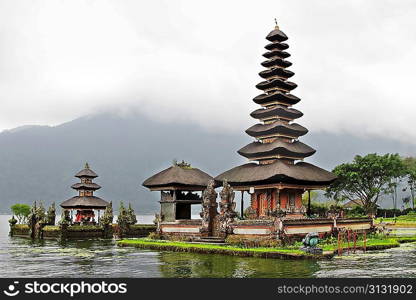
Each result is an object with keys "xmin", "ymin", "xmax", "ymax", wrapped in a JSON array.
[
  {"xmin": 265, "ymin": 42, "xmax": 288, "ymax": 51},
  {"xmin": 256, "ymin": 79, "xmax": 297, "ymax": 92},
  {"xmin": 60, "ymin": 196, "xmax": 109, "ymax": 209},
  {"xmin": 71, "ymin": 183, "xmax": 101, "ymax": 190},
  {"xmin": 259, "ymin": 67, "xmax": 294, "ymax": 79},
  {"xmin": 343, "ymin": 199, "xmax": 365, "ymax": 208},
  {"xmin": 215, "ymin": 161, "xmax": 336, "ymax": 186},
  {"xmin": 262, "ymin": 50, "xmax": 290, "ymax": 59},
  {"xmin": 253, "ymin": 92, "xmax": 300, "ymax": 106},
  {"xmin": 261, "ymin": 58, "xmax": 292, "ymax": 69},
  {"xmin": 250, "ymin": 105, "xmax": 303, "ymax": 120},
  {"xmin": 238, "ymin": 140, "xmax": 315, "ymax": 159},
  {"xmin": 75, "ymin": 168, "xmax": 98, "ymax": 178},
  {"xmin": 246, "ymin": 121, "xmax": 308, "ymax": 138},
  {"xmin": 266, "ymin": 28, "xmax": 288, "ymax": 42},
  {"xmin": 142, "ymin": 165, "xmax": 213, "ymax": 189}
]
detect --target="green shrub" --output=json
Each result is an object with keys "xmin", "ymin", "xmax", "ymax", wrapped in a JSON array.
[
  {"xmin": 148, "ymin": 232, "xmax": 161, "ymax": 240},
  {"xmin": 67, "ymin": 225, "xmax": 102, "ymax": 232},
  {"xmin": 130, "ymin": 224, "xmax": 156, "ymax": 230},
  {"xmin": 43, "ymin": 225, "xmax": 60, "ymax": 232}
]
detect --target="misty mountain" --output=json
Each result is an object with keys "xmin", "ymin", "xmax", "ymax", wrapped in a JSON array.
[{"xmin": 0, "ymin": 113, "xmax": 415, "ymax": 214}]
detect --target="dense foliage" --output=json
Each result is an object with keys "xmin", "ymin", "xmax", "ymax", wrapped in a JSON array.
[
  {"xmin": 10, "ymin": 203, "xmax": 31, "ymax": 224},
  {"xmin": 403, "ymin": 157, "xmax": 416, "ymax": 209},
  {"xmin": 326, "ymin": 153, "xmax": 405, "ymax": 214}
]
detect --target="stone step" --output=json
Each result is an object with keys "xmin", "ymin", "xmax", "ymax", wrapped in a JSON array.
[
  {"xmin": 198, "ymin": 236, "xmax": 225, "ymax": 240},
  {"xmin": 195, "ymin": 237, "xmax": 226, "ymax": 244}
]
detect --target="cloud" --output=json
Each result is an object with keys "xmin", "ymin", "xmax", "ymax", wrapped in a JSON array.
[{"xmin": 0, "ymin": 0, "xmax": 415, "ymax": 144}]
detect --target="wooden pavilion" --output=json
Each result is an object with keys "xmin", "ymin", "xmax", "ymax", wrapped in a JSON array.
[
  {"xmin": 60, "ymin": 163, "xmax": 109, "ymax": 224},
  {"xmin": 143, "ymin": 161, "xmax": 213, "ymax": 223}
]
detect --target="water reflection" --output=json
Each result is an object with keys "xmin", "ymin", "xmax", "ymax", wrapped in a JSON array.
[
  {"xmin": 158, "ymin": 252, "xmax": 320, "ymax": 278},
  {"xmin": 1, "ymin": 215, "xmax": 415, "ymax": 278}
]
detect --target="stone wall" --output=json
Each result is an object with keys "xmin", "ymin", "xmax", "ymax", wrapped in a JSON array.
[
  {"xmin": 9, "ymin": 223, "xmax": 156, "ymax": 240},
  {"xmin": 160, "ymin": 220, "xmax": 202, "ymax": 238},
  {"xmin": 122, "ymin": 224, "xmax": 157, "ymax": 238},
  {"xmin": 10, "ymin": 224, "xmax": 30, "ymax": 237}
]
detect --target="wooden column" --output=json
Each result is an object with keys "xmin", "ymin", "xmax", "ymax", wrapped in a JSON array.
[
  {"xmin": 240, "ymin": 191, "xmax": 244, "ymax": 219},
  {"xmin": 307, "ymin": 190, "xmax": 311, "ymax": 217}
]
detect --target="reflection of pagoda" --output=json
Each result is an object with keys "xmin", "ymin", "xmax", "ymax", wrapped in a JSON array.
[
  {"xmin": 215, "ymin": 22, "xmax": 336, "ymax": 219},
  {"xmin": 61, "ymin": 163, "xmax": 109, "ymax": 223}
]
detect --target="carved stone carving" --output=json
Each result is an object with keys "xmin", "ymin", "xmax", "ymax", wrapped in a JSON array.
[
  {"xmin": 200, "ymin": 180, "xmax": 218, "ymax": 235},
  {"xmin": 218, "ymin": 180, "xmax": 237, "ymax": 234}
]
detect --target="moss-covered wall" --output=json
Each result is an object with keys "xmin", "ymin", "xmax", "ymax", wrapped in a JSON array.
[
  {"xmin": 10, "ymin": 224, "xmax": 30, "ymax": 237},
  {"xmin": 123, "ymin": 224, "xmax": 156, "ymax": 238}
]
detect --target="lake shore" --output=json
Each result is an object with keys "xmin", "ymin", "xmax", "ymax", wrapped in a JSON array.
[{"xmin": 117, "ymin": 236, "xmax": 416, "ymax": 260}]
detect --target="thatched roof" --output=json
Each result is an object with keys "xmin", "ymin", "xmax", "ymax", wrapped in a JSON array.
[
  {"xmin": 75, "ymin": 163, "xmax": 98, "ymax": 178},
  {"xmin": 238, "ymin": 140, "xmax": 316, "ymax": 159},
  {"xmin": 215, "ymin": 161, "xmax": 336, "ymax": 186},
  {"xmin": 250, "ymin": 105, "xmax": 303, "ymax": 120},
  {"xmin": 262, "ymin": 50, "xmax": 290, "ymax": 59},
  {"xmin": 256, "ymin": 79, "xmax": 297, "ymax": 92},
  {"xmin": 71, "ymin": 183, "xmax": 101, "ymax": 190},
  {"xmin": 265, "ymin": 42, "xmax": 288, "ymax": 51},
  {"xmin": 60, "ymin": 196, "xmax": 109, "ymax": 209},
  {"xmin": 142, "ymin": 165, "xmax": 213, "ymax": 190},
  {"xmin": 343, "ymin": 199, "xmax": 365, "ymax": 208},
  {"xmin": 253, "ymin": 92, "xmax": 300, "ymax": 106},
  {"xmin": 261, "ymin": 58, "xmax": 292, "ymax": 69},
  {"xmin": 259, "ymin": 67, "xmax": 294, "ymax": 79},
  {"xmin": 266, "ymin": 28, "xmax": 288, "ymax": 42},
  {"xmin": 246, "ymin": 121, "xmax": 308, "ymax": 138}
]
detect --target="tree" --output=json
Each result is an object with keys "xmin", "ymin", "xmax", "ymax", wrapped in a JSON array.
[
  {"xmin": 301, "ymin": 191, "xmax": 318, "ymax": 205},
  {"xmin": 10, "ymin": 204, "xmax": 31, "ymax": 224},
  {"xmin": 326, "ymin": 153, "xmax": 404, "ymax": 214},
  {"xmin": 403, "ymin": 156, "xmax": 416, "ymax": 209}
]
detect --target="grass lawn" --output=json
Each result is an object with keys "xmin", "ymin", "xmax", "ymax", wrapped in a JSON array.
[
  {"xmin": 375, "ymin": 213, "xmax": 416, "ymax": 226},
  {"xmin": 117, "ymin": 238, "xmax": 321, "ymax": 259},
  {"xmin": 117, "ymin": 235, "xmax": 416, "ymax": 259}
]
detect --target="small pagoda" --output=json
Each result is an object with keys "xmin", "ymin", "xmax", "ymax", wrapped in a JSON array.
[
  {"xmin": 215, "ymin": 22, "xmax": 336, "ymax": 219},
  {"xmin": 60, "ymin": 163, "xmax": 109, "ymax": 224},
  {"xmin": 143, "ymin": 161, "xmax": 213, "ymax": 222}
]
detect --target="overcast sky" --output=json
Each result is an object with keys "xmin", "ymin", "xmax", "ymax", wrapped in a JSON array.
[{"xmin": 1, "ymin": 0, "xmax": 415, "ymax": 144}]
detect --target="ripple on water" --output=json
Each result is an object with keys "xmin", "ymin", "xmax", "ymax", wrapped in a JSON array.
[{"xmin": 315, "ymin": 243, "xmax": 416, "ymax": 278}]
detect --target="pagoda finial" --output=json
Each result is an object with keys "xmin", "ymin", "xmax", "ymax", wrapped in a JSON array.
[
  {"xmin": 85, "ymin": 162, "xmax": 90, "ymax": 169},
  {"xmin": 274, "ymin": 18, "xmax": 279, "ymax": 30}
]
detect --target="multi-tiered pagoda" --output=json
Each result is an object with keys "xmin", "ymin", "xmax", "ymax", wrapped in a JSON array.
[
  {"xmin": 61, "ymin": 163, "xmax": 109, "ymax": 224},
  {"xmin": 215, "ymin": 23, "xmax": 336, "ymax": 219}
]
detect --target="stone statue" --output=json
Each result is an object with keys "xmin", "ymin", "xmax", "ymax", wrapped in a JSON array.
[
  {"xmin": 200, "ymin": 180, "xmax": 218, "ymax": 235},
  {"xmin": 153, "ymin": 213, "xmax": 162, "ymax": 233},
  {"xmin": 218, "ymin": 180, "xmax": 237, "ymax": 234},
  {"xmin": 28, "ymin": 201, "xmax": 44, "ymax": 238}
]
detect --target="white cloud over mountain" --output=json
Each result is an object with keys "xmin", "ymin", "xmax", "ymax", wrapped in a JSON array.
[{"xmin": 1, "ymin": 0, "xmax": 415, "ymax": 144}]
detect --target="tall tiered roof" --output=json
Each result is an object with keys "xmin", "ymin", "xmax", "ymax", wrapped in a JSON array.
[
  {"xmin": 215, "ymin": 22, "xmax": 336, "ymax": 187},
  {"xmin": 61, "ymin": 163, "xmax": 109, "ymax": 209}
]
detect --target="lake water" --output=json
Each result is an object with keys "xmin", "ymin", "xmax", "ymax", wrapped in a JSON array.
[{"xmin": 1, "ymin": 215, "xmax": 415, "ymax": 278}]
